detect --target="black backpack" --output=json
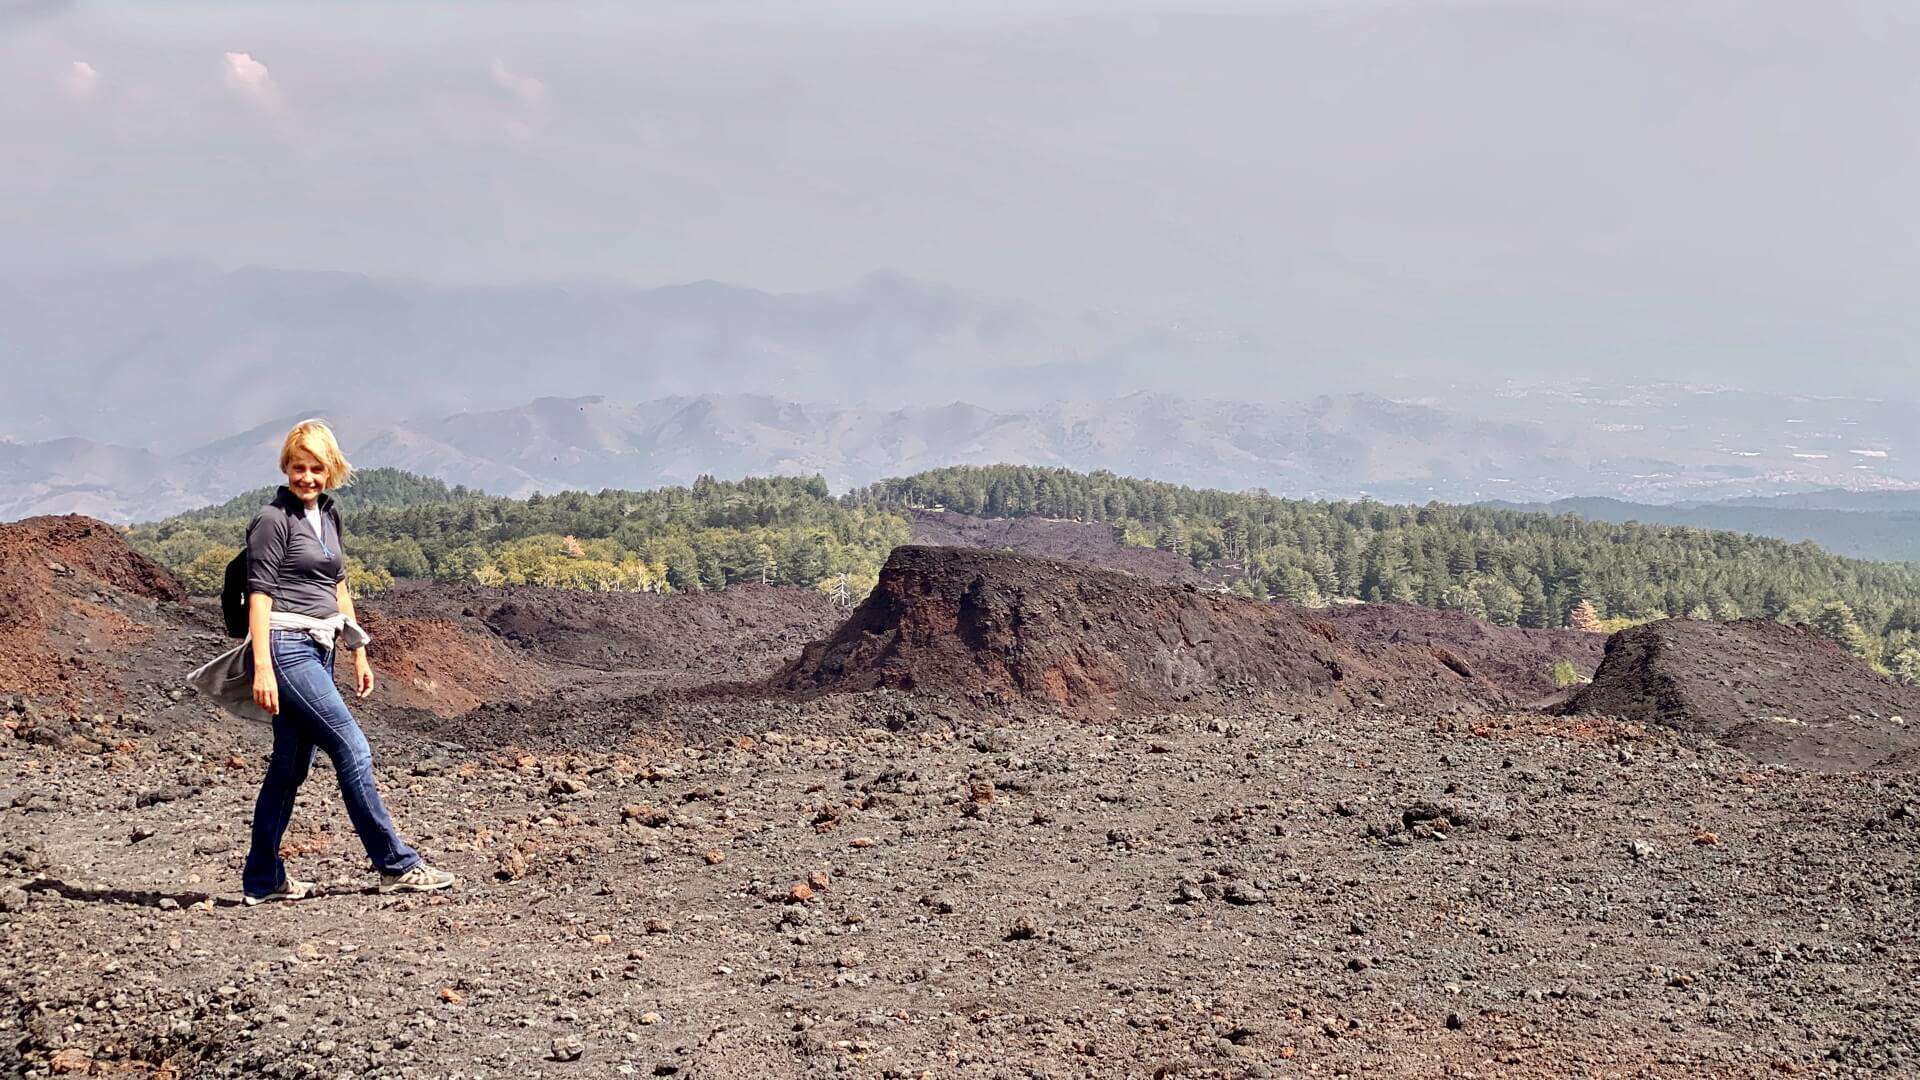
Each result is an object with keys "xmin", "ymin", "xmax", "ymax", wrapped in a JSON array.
[{"xmin": 220, "ymin": 550, "xmax": 251, "ymax": 638}]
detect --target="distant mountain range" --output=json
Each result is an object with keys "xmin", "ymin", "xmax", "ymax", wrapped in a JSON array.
[
  {"xmin": 4, "ymin": 263, "xmax": 1917, "ymax": 525},
  {"xmin": 9, "ymin": 388, "xmax": 1920, "ymax": 530},
  {"xmin": 3, "ymin": 391, "xmax": 1573, "ymax": 522},
  {"xmin": 0, "ymin": 263, "xmax": 1274, "ymax": 454}
]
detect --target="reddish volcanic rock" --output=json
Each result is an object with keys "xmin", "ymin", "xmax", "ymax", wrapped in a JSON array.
[
  {"xmin": 0, "ymin": 515, "xmax": 187, "ymax": 705},
  {"xmin": 777, "ymin": 545, "xmax": 1506, "ymax": 713}
]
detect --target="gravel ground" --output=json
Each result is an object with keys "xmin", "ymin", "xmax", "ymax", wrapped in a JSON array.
[
  {"xmin": 7, "ymin": 518, "xmax": 1920, "ymax": 1078},
  {"xmin": 6, "ymin": 691, "xmax": 1919, "ymax": 1078}
]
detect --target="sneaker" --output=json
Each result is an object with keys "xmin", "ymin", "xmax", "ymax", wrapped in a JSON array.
[
  {"xmin": 378, "ymin": 862, "xmax": 456, "ymax": 894},
  {"xmin": 242, "ymin": 877, "xmax": 315, "ymax": 906}
]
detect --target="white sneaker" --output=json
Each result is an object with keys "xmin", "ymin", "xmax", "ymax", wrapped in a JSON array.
[
  {"xmin": 378, "ymin": 862, "xmax": 456, "ymax": 894},
  {"xmin": 243, "ymin": 877, "xmax": 315, "ymax": 906}
]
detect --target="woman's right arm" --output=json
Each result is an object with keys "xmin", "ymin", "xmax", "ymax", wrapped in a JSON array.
[
  {"xmin": 244, "ymin": 509, "xmax": 287, "ymax": 715},
  {"xmin": 250, "ymin": 592, "xmax": 278, "ymax": 715}
]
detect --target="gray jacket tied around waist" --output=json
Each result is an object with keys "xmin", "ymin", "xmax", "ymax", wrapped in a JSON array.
[{"xmin": 186, "ymin": 611, "xmax": 371, "ymax": 722}]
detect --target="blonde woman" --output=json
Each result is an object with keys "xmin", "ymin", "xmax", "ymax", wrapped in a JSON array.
[{"xmin": 239, "ymin": 420, "xmax": 454, "ymax": 904}]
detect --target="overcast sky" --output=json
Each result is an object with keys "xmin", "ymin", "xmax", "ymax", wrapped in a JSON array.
[{"xmin": 3, "ymin": 0, "xmax": 1917, "ymax": 394}]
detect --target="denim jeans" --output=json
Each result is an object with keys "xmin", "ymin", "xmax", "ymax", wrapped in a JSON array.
[{"xmin": 242, "ymin": 630, "xmax": 420, "ymax": 897}]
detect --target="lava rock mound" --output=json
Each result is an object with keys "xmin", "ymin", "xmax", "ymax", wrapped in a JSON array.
[
  {"xmin": 370, "ymin": 579, "xmax": 843, "ymax": 681},
  {"xmin": 0, "ymin": 515, "xmax": 190, "ymax": 704},
  {"xmin": 1324, "ymin": 602, "xmax": 1606, "ymax": 699},
  {"xmin": 908, "ymin": 508, "xmax": 1209, "ymax": 585},
  {"xmin": 777, "ymin": 545, "xmax": 1504, "ymax": 713},
  {"xmin": 1566, "ymin": 618, "xmax": 1920, "ymax": 770},
  {"xmin": 354, "ymin": 609, "xmax": 549, "ymax": 718},
  {"xmin": 0, "ymin": 515, "xmax": 185, "ymax": 605}
]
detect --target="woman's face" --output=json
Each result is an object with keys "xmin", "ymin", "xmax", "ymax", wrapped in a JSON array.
[{"xmin": 285, "ymin": 451, "xmax": 328, "ymax": 503}]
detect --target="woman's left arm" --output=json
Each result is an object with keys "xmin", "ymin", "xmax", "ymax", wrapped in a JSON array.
[
  {"xmin": 334, "ymin": 518, "xmax": 374, "ymax": 691},
  {"xmin": 336, "ymin": 568, "xmax": 375, "ymax": 699}
]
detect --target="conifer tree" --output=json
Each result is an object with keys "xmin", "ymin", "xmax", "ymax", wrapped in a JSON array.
[
  {"xmin": 1519, "ymin": 578, "xmax": 1552, "ymax": 629},
  {"xmin": 1568, "ymin": 598, "xmax": 1603, "ymax": 632}
]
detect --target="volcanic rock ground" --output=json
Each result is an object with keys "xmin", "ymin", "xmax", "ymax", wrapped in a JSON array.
[{"xmin": 5, "ymin": 517, "xmax": 1920, "ymax": 1078}]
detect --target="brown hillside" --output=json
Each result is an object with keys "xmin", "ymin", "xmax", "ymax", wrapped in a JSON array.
[
  {"xmin": 0, "ymin": 515, "xmax": 188, "ymax": 705},
  {"xmin": 777, "ymin": 545, "xmax": 1507, "ymax": 713},
  {"xmin": 368, "ymin": 579, "xmax": 843, "ymax": 683},
  {"xmin": 1323, "ymin": 602, "xmax": 1606, "ymax": 698},
  {"xmin": 1565, "ymin": 618, "xmax": 1920, "ymax": 770},
  {"xmin": 353, "ymin": 610, "xmax": 549, "ymax": 719}
]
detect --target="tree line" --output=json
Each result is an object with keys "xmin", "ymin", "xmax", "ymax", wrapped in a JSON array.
[
  {"xmin": 130, "ymin": 472, "xmax": 908, "ymax": 606},
  {"xmin": 128, "ymin": 464, "xmax": 1920, "ymax": 681},
  {"xmin": 849, "ymin": 465, "xmax": 1920, "ymax": 679}
]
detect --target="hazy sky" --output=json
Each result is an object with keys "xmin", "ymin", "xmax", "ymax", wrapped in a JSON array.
[{"xmin": 3, "ymin": 0, "xmax": 1917, "ymax": 392}]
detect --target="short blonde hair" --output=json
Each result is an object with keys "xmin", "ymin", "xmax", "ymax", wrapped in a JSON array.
[{"xmin": 278, "ymin": 419, "xmax": 354, "ymax": 490}]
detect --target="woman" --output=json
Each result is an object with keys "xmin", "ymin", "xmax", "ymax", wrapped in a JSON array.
[{"xmin": 239, "ymin": 419, "xmax": 454, "ymax": 904}]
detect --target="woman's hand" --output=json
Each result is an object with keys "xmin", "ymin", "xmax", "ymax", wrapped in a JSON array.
[
  {"xmin": 252, "ymin": 668, "xmax": 279, "ymax": 715},
  {"xmin": 353, "ymin": 651, "xmax": 375, "ymax": 698}
]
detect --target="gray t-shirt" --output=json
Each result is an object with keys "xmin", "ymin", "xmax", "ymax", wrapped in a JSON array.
[{"xmin": 245, "ymin": 487, "xmax": 346, "ymax": 619}]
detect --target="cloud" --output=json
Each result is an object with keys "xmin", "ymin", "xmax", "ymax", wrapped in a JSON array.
[
  {"xmin": 489, "ymin": 61, "xmax": 547, "ymax": 108},
  {"xmin": 65, "ymin": 60, "xmax": 98, "ymax": 102},
  {"xmin": 222, "ymin": 50, "xmax": 284, "ymax": 115},
  {"xmin": 487, "ymin": 61, "xmax": 548, "ymax": 142}
]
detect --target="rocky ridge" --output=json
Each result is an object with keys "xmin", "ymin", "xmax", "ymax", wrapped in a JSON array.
[{"xmin": 777, "ymin": 545, "xmax": 1509, "ymax": 714}]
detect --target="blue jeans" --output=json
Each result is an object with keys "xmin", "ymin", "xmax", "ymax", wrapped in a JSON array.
[{"xmin": 242, "ymin": 630, "xmax": 420, "ymax": 897}]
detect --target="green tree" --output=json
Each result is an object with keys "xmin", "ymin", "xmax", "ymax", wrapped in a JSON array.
[
  {"xmin": 1438, "ymin": 583, "xmax": 1488, "ymax": 621},
  {"xmin": 1333, "ymin": 545, "xmax": 1363, "ymax": 598},
  {"xmin": 1518, "ymin": 577, "xmax": 1552, "ymax": 629},
  {"xmin": 1761, "ymin": 584, "xmax": 1791, "ymax": 620},
  {"xmin": 664, "ymin": 546, "xmax": 702, "ymax": 592},
  {"xmin": 382, "ymin": 537, "xmax": 430, "ymax": 578},
  {"xmin": 1890, "ymin": 647, "xmax": 1920, "ymax": 686},
  {"xmin": 1813, "ymin": 601, "xmax": 1876, "ymax": 661},
  {"xmin": 1220, "ymin": 514, "xmax": 1247, "ymax": 561},
  {"xmin": 178, "ymin": 546, "xmax": 235, "ymax": 596},
  {"xmin": 345, "ymin": 556, "xmax": 393, "ymax": 598},
  {"xmin": 433, "ymin": 544, "xmax": 490, "ymax": 584},
  {"xmin": 1477, "ymin": 579, "xmax": 1524, "ymax": 627}
]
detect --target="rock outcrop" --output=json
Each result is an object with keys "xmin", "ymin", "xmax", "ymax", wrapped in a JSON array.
[
  {"xmin": 778, "ymin": 545, "xmax": 1505, "ymax": 712},
  {"xmin": 1566, "ymin": 618, "xmax": 1920, "ymax": 770}
]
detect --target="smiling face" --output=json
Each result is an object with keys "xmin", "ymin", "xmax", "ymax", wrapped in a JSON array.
[{"xmin": 284, "ymin": 448, "xmax": 329, "ymax": 505}]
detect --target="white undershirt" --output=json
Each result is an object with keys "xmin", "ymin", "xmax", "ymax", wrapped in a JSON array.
[{"xmin": 302, "ymin": 505, "xmax": 325, "ymax": 545}]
